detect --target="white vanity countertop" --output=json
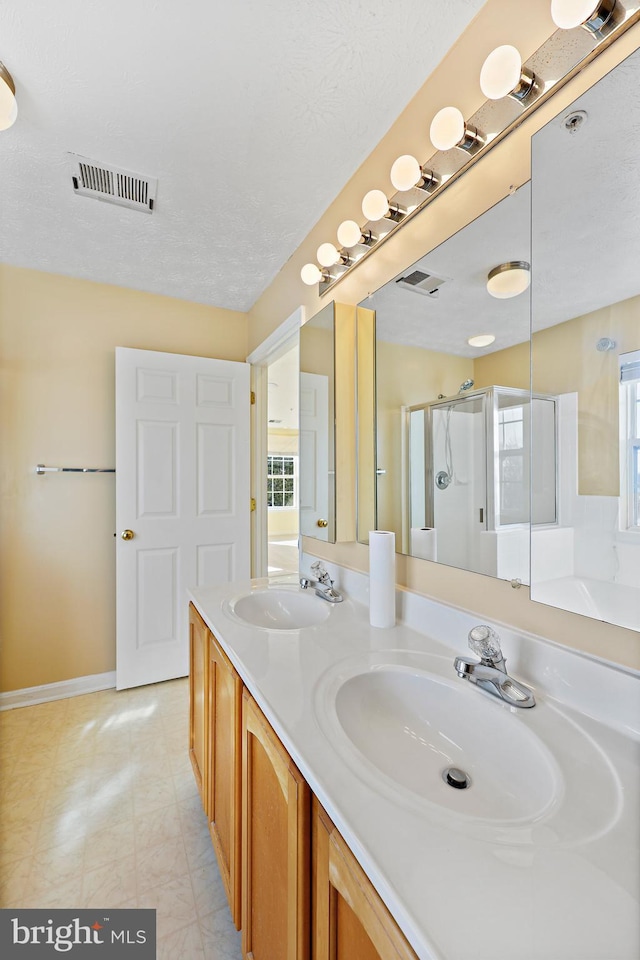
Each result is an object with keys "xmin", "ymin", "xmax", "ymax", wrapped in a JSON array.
[{"xmin": 189, "ymin": 578, "xmax": 640, "ymax": 960}]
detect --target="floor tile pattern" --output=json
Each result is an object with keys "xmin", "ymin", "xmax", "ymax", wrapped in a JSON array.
[{"xmin": 0, "ymin": 679, "xmax": 242, "ymax": 958}]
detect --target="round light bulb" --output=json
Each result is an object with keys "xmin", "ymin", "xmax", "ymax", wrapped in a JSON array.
[
  {"xmin": 467, "ymin": 334, "xmax": 496, "ymax": 348},
  {"xmin": 0, "ymin": 73, "xmax": 18, "ymax": 131},
  {"xmin": 300, "ymin": 263, "xmax": 322, "ymax": 286},
  {"xmin": 480, "ymin": 45, "xmax": 523, "ymax": 100},
  {"xmin": 316, "ymin": 242, "xmax": 340, "ymax": 267},
  {"xmin": 362, "ymin": 189, "xmax": 389, "ymax": 222},
  {"xmin": 337, "ymin": 220, "xmax": 362, "ymax": 248},
  {"xmin": 430, "ymin": 106, "xmax": 465, "ymax": 151},
  {"xmin": 390, "ymin": 155, "xmax": 421, "ymax": 192},
  {"xmin": 486, "ymin": 262, "xmax": 530, "ymax": 299},
  {"xmin": 551, "ymin": 0, "xmax": 601, "ymax": 29}
]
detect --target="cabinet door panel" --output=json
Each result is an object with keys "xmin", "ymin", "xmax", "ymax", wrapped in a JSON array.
[
  {"xmin": 188, "ymin": 604, "xmax": 208, "ymax": 808},
  {"xmin": 208, "ymin": 631, "xmax": 242, "ymax": 929},
  {"xmin": 242, "ymin": 692, "xmax": 310, "ymax": 960},
  {"xmin": 313, "ymin": 799, "xmax": 418, "ymax": 960}
]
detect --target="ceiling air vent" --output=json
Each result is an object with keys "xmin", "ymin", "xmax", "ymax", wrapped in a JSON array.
[
  {"xmin": 396, "ymin": 269, "xmax": 447, "ymax": 298},
  {"xmin": 68, "ymin": 153, "xmax": 157, "ymax": 213}
]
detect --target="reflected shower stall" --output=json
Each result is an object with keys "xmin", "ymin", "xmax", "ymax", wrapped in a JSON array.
[{"xmin": 406, "ymin": 386, "xmax": 557, "ymax": 582}]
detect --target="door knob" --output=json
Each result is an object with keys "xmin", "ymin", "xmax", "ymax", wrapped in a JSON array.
[
  {"xmin": 317, "ymin": 519, "xmax": 328, "ymax": 528},
  {"xmin": 121, "ymin": 529, "xmax": 135, "ymax": 541}
]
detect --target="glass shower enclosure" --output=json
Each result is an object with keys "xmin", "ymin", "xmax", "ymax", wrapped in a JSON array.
[{"xmin": 406, "ymin": 386, "xmax": 557, "ymax": 582}]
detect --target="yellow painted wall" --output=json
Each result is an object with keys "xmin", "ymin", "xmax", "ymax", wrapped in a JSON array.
[
  {"xmin": 267, "ymin": 511, "xmax": 298, "ymax": 537},
  {"xmin": 474, "ymin": 341, "xmax": 529, "ymax": 391},
  {"xmin": 0, "ymin": 265, "xmax": 248, "ymax": 693}
]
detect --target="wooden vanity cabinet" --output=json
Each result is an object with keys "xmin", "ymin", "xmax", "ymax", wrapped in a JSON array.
[
  {"xmin": 313, "ymin": 798, "xmax": 419, "ymax": 960},
  {"xmin": 207, "ymin": 629, "xmax": 243, "ymax": 930},
  {"xmin": 190, "ymin": 602, "xmax": 419, "ymax": 958},
  {"xmin": 188, "ymin": 603, "xmax": 209, "ymax": 808},
  {"xmin": 241, "ymin": 691, "xmax": 311, "ymax": 960}
]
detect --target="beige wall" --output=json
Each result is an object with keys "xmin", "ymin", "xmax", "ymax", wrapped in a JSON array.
[
  {"xmin": 0, "ymin": 265, "xmax": 248, "ymax": 693},
  {"xmin": 267, "ymin": 511, "xmax": 298, "ymax": 537},
  {"xmin": 474, "ymin": 341, "xmax": 529, "ymax": 391}
]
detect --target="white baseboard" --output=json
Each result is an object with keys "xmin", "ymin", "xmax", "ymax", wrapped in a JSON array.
[{"xmin": 0, "ymin": 671, "xmax": 116, "ymax": 711}]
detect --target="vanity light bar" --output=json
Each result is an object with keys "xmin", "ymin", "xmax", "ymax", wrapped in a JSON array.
[{"xmin": 301, "ymin": 0, "xmax": 640, "ymax": 294}]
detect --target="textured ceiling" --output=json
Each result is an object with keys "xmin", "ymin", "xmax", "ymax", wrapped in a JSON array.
[
  {"xmin": 369, "ymin": 44, "xmax": 640, "ymax": 357},
  {"xmin": 368, "ymin": 184, "xmax": 531, "ymax": 357},
  {"xmin": 0, "ymin": 0, "xmax": 485, "ymax": 312}
]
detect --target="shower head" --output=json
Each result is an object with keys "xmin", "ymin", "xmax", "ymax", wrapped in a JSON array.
[{"xmin": 458, "ymin": 379, "xmax": 474, "ymax": 393}]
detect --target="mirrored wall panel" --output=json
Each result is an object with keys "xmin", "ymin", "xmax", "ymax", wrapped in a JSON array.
[
  {"xmin": 360, "ymin": 184, "xmax": 541, "ymax": 584},
  {"xmin": 530, "ymin": 47, "xmax": 640, "ymax": 631},
  {"xmin": 299, "ymin": 302, "xmax": 336, "ymax": 542}
]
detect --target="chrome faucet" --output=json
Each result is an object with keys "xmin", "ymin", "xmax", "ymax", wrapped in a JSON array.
[
  {"xmin": 299, "ymin": 561, "xmax": 343, "ymax": 603},
  {"xmin": 454, "ymin": 625, "xmax": 535, "ymax": 708}
]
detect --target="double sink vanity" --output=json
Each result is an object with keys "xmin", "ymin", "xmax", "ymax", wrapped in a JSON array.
[
  {"xmin": 183, "ymin": 26, "xmax": 640, "ymax": 960},
  {"xmin": 188, "ymin": 570, "xmax": 639, "ymax": 960}
]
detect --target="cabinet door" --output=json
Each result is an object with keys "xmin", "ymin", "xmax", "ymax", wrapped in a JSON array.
[
  {"xmin": 188, "ymin": 603, "xmax": 208, "ymax": 808},
  {"xmin": 242, "ymin": 692, "xmax": 310, "ymax": 960},
  {"xmin": 313, "ymin": 799, "xmax": 418, "ymax": 960},
  {"xmin": 208, "ymin": 631, "xmax": 243, "ymax": 929}
]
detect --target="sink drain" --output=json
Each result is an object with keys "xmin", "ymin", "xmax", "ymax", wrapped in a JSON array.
[{"xmin": 443, "ymin": 767, "xmax": 471, "ymax": 790}]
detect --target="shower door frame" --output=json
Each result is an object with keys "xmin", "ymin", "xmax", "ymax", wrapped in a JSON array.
[{"xmin": 404, "ymin": 386, "xmax": 557, "ymax": 551}]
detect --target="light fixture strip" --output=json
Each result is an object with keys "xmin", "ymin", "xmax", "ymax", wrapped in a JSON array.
[{"xmin": 318, "ymin": 2, "xmax": 640, "ymax": 296}]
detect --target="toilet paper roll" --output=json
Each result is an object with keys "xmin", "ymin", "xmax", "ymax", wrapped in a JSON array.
[
  {"xmin": 410, "ymin": 527, "xmax": 437, "ymax": 562},
  {"xmin": 369, "ymin": 530, "xmax": 396, "ymax": 628}
]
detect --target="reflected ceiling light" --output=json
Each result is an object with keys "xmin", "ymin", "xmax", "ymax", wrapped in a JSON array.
[
  {"xmin": 468, "ymin": 334, "xmax": 496, "ymax": 348},
  {"xmin": 487, "ymin": 261, "xmax": 531, "ymax": 298},
  {"xmin": 429, "ymin": 106, "xmax": 483, "ymax": 152},
  {"xmin": 300, "ymin": 263, "xmax": 324, "ymax": 286},
  {"xmin": 390, "ymin": 154, "xmax": 440, "ymax": 192},
  {"xmin": 551, "ymin": 0, "xmax": 619, "ymax": 34},
  {"xmin": 362, "ymin": 189, "xmax": 390, "ymax": 221},
  {"xmin": 0, "ymin": 61, "xmax": 18, "ymax": 131},
  {"xmin": 480, "ymin": 45, "xmax": 537, "ymax": 102},
  {"xmin": 317, "ymin": 242, "xmax": 340, "ymax": 267},
  {"xmin": 337, "ymin": 220, "xmax": 373, "ymax": 248}
]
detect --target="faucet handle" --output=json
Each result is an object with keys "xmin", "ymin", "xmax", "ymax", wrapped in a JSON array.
[
  {"xmin": 468, "ymin": 625, "xmax": 502, "ymax": 662},
  {"xmin": 310, "ymin": 560, "xmax": 330, "ymax": 583}
]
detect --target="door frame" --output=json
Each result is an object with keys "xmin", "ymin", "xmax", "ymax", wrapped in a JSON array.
[{"xmin": 247, "ymin": 307, "xmax": 304, "ymax": 578}]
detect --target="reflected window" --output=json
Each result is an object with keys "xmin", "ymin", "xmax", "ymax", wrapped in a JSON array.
[
  {"xmin": 267, "ymin": 455, "xmax": 297, "ymax": 509},
  {"xmin": 498, "ymin": 404, "xmax": 527, "ymax": 525}
]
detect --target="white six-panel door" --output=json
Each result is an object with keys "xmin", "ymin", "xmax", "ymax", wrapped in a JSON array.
[
  {"xmin": 299, "ymin": 371, "xmax": 329, "ymax": 541},
  {"xmin": 115, "ymin": 347, "xmax": 250, "ymax": 690}
]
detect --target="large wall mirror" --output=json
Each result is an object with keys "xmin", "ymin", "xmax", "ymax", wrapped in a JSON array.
[
  {"xmin": 299, "ymin": 301, "xmax": 366, "ymax": 544},
  {"xmin": 300, "ymin": 302, "xmax": 337, "ymax": 542},
  {"xmin": 359, "ymin": 183, "xmax": 543, "ymax": 585},
  {"xmin": 530, "ymin": 47, "xmax": 640, "ymax": 632}
]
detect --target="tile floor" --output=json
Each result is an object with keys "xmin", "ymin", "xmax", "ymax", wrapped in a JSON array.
[
  {"xmin": 267, "ymin": 536, "xmax": 299, "ymax": 578},
  {"xmin": 0, "ymin": 678, "xmax": 242, "ymax": 958}
]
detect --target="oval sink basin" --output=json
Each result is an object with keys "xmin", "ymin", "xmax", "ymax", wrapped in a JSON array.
[
  {"xmin": 316, "ymin": 652, "xmax": 622, "ymax": 844},
  {"xmin": 334, "ymin": 667, "xmax": 559, "ymax": 824},
  {"xmin": 226, "ymin": 588, "xmax": 331, "ymax": 630}
]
